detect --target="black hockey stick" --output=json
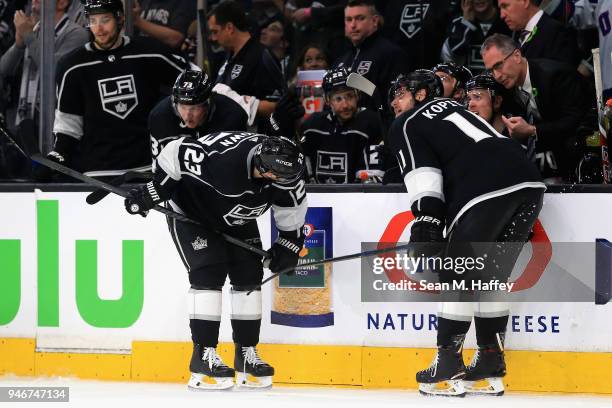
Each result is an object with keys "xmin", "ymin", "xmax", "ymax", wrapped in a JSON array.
[
  {"xmin": 248, "ymin": 242, "xmax": 415, "ymax": 294},
  {"xmin": 86, "ymin": 170, "xmax": 152, "ymax": 205},
  {"xmin": 0, "ymin": 121, "xmax": 270, "ymax": 259}
]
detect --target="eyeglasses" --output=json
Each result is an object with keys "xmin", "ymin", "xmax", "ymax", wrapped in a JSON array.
[{"xmin": 486, "ymin": 48, "xmax": 517, "ymax": 75}]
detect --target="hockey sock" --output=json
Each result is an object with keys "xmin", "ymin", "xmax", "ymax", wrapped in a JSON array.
[
  {"xmin": 230, "ymin": 287, "xmax": 262, "ymax": 347},
  {"xmin": 474, "ymin": 315, "xmax": 509, "ymax": 347},
  {"xmin": 437, "ymin": 317, "xmax": 471, "ymax": 347},
  {"xmin": 188, "ymin": 287, "xmax": 222, "ymax": 347}
]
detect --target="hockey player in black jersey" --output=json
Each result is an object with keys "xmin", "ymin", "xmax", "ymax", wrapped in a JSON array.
[
  {"xmin": 124, "ymin": 132, "xmax": 307, "ymax": 390},
  {"xmin": 148, "ymin": 70, "xmax": 249, "ymax": 161},
  {"xmin": 300, "ymin": 67, "xmax": 383, "ymax": 183},
  {"xmin": 387, "ymin": 70, "xmax": 545, "ymax": 396},
  {"xmin": 433, "ymin": 62, "xmax": 473, "ymax": 103},
  {"xmin": 465, "ymin": 73, "xmax": 509, "ymax": 136},
  {"xmin": 45, "ymin": 0, "xmax": 188, "ymax": 179}
]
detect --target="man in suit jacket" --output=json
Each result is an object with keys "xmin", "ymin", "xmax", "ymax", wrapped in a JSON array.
[
  {"xmin": 498, "ymin": 0, "xmax": 579, "ymax": 68},
  {"xmin": 481, "ymin": 33, "xmax": 588, "ymax": 182}
]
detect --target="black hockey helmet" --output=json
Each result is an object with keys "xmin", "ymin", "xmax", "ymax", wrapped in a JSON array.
[
  {"xmin": 433, "ymin": 62, "xmax": 473, "ymax": 89},
  {"xmin": 253, "ymin": 136, "xmax": 305, "ymax": 185},
  {"xmin": 322, "ymin": 67, "xmax": 354, "ymax": 96},
  {"xmin": 388, "ymin": 69, "xmax": 443, "ymax": 107},
  {"xmin": 465, "ymin": 73, "xmax": 504, "ymax": 98},
  {"xmin": 172, "ymin": 70, "xmax": 213, "ymax": 106},
  {"xmin": 81, "ymin": 0, "xmax": 124, "ymax": 16}
]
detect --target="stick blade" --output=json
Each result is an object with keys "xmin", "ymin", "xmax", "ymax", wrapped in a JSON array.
[{"xmin": 346, "ymin": 73, "xmax": 376, "ymax": 97}]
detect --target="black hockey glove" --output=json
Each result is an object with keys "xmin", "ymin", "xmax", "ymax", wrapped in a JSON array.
[
  {"xmin": 32, "ymin": 151, "xmax": 66, "ymax": 182},
  {"xmin": 409, "ymin": 213, "xmax": 445, "ymax": 258},
  {"xmin": 124, "ymin": 181, "xmax": 165, "ymax": 217},
  {"xmin": 269, "ymin": 90, "xmax": 305, "ymax": 136},
  {"xmin": 267, "ymin": 231, "xmax": 305, "ymax": 275}
]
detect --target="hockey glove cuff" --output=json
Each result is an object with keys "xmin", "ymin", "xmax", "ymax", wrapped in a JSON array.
[
  {"xmin": 124, "ymin": 181, "xmax": 166, "ymax": 217},
  {"xmin": 409, "ymin": 212, "xmax": 445, "ymax": 258}
]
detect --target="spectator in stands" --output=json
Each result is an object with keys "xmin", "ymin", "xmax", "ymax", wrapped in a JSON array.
[
  {"xmin": 498, "ymin": 0, "xmax": 580, "ymax": 67},
  {"xmin": 296, "ymin": 42, "xmax": 331, "ymax": 72},
  {"xmin": 0, "ymin": 0, "xmax": 88, "ymax": 134},
  {"xmin": 433, "ymin": 62, "xmax": 473, "ymax": 102},
  {"xmin": 37, "ymin": 0, "xmax": 188, "ymax": 181},
  {"xmin": 465, "ymin": 73, "xmax": 509, "ymax": 135},
  {"xmin": 481, "ymin": 33, "xmax": 588, "ymax": 182},
  {"xmin": 0, "ymin": 0, "xmax": 14, "ymax": 53},
  {"xmin": 285, "ymin": 0, "xmax": 345, "ymax": 61},
  {"xmin": 334, "ymin": 0, "xmax": 409, "ymax": 117},
  {"xmin": 441, "ymin": 0, "xmax": 511, "ymax": 74},
  {"xmin": 259, "ymin": 14, "xmax": 293, "ymax": 76},
  {"xmin": 300, "ymin": 68, "xmax": 383, "ymax": 184},
  {"xmin": 133, "ymin": 0, "xmax": 196, "ymax": 50},
  {"xmin": 378, "ymin": 0, "xmax": 456, "ymax": 71},
  {"xmin": 207, "ymin": 0, "xmax": 285, "ymax": 132}
]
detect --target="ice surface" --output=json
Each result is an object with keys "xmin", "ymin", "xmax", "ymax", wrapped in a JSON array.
[{"xmin": 1, "ymin": 377, "xmax": 612, "ymax": 408}]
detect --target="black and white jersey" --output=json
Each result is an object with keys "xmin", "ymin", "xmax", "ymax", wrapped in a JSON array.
[
  {"xmin": 53, "ymin": 36, "xmax": 188, "ymax": 176},
  {"xmin": 148, "ymin": 93, "xmax": 248, "ymax": 161},
  {"xmin": 214, "ymin": 37, "xmax": 285, "ymax": 103},
  {"xmin": 387, "ymin": 98, "xmax": 545, "ymax": 232},
  {"xmin": 300, "ymin": 108, "xmax": 382, "ymax": 183},
  {"xmin": 155, "ymin": 131, "xmax": 307, "ymax": 233}
]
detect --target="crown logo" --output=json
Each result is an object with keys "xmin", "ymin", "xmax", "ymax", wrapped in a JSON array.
[
  {"xmin": 115, "ymin": 101, "xmax": 128, "ymax": 113},
  {"xmin": 191, "ymin": 236, "xmax": 208, "ymax": 251}
]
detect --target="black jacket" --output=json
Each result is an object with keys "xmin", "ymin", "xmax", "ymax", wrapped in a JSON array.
[
  {"xmin": 517, "ymin": 13, "xmax": 580, "ymax": 68},
  {"xmin": 334, "ymin": 31, "xmax": 410, "ymax": 115},
  {"xmin": 514, "ymin": 58, "xmax": 588, "ymax": 179}
]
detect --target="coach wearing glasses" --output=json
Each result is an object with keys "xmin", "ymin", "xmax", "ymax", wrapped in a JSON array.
[{"xmin": 481, "ymin": 34, "xmax": 588, "ymax": 182}]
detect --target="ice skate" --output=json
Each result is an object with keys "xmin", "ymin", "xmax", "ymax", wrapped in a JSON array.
[
  {"xmin": 187, "ymin": 344, "xmax": 235, "ymax": 391},
  {"xmin": 234, "ymin": 345, "xmax": 274, "ymax": 389},
  {"xmin": 463, "ymin": 344, "xmax": 506, "ymax": 396},
  {"xmin": 417, "ymin": 335, "xmax": 467, "ymax": 397}
]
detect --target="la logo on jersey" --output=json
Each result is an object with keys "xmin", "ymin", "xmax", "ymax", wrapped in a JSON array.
[
  {"xmin": 223, "ymin": 203, "xmax": 268, "ymax": 226},
  {"xmin": 97, "ymin": 74, "xmax": 139, "ymax": 119},
  {"xmin": 399, "ymin": 3, "xmax": 430, "ymax": 39},
  {"xmin": 231, "ymin": 64, "xmax": 243, "ymax": 80}
]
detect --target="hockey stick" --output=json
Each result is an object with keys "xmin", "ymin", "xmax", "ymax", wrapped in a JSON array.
[
  {"xmin": 0, "ymin": 121, "xmax": 270, "ymax": 259},
  {"xmin": 86, "ymin": 170, "xmax": 152, "ymax": 205},
  {"xmin": 247, "ymin": 242, "xmax": 415, "ymax": 294}
]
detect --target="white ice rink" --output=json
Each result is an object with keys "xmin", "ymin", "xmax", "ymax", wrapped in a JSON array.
[{"xmin": 2, "ymin": 377, "xmax": 612, "ymax": 408}]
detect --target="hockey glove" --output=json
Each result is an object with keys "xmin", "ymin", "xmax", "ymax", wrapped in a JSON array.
[
  {"xmin": 124, "ymin": 181, "xmax": 165, "ymax": 217},
  {"xmin": 32, "ymin": 151, "xmax": 66, "ymax": 182},
  {"xmin": 267, "ymin": 231, "xmax": 305, "ymax": 275},
  {"xmin": 409, "ymin": 213, "xmax": 445, "ymax": 258},
  {"xmin": 269, "ymin": 90, "xmax": 305, "ymax": 136}
]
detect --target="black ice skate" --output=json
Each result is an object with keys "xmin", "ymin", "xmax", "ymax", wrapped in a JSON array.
[
  {"xmin": 463, "ymin": 342, "xmax": 507, "ymax": 396},
  {"xmin": 417, "ymin": 335, "xmax": 467, "ymax": 397},
  {"xmin": 234, "ymin": 344, "xmax": 275, "ymax": 389},
  {"xmin": 188, "ymin": 344, "xmax": 235, "ymax": 391}
]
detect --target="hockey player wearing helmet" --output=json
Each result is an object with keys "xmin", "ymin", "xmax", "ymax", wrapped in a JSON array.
[
  {"xmin": 41, "ymin": 0, "xmax": 189, "ymax": 180},
  {"xmin": 388, "ymin": 69, "xmax": 444, "ymax": 118},
  {"xmin": 300, "ymin": 67, "xmax": 383, "ymax": 183},
  {"xmin": 83, "ymin": 0, "xmax": 125, "ymax": 51},
  {"xmin": 433, "ymin": 62, "xmax": 473, "ymax": 102},
  {"xmin": 465, "ymin": 73, "xmax": 508, "ymax": 135},
  {"xmin": 148, "ymin": 69, "xmax": 250, "ymax": 162},
  {"xmin": 387, "ymin": 69, "xmax": 544, "ymax": 397},
  {"xmin": 124, "ymin": 132, "xmax": 307, "ymax": 391}
]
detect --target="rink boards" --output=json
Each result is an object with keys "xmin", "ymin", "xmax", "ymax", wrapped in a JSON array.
[{"xmin": 1, "ymin": 187, "xmax": 611, "ymax": 393}]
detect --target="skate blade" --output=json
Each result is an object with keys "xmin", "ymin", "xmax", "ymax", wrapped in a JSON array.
[
  {"xmin": 235, "ymin": 372, "xmax": 273, "ymax": 390},
  {"xmin": 187, "ymin": 373, "xmax": 235, "ymax": 391},
  {"xmin": 463, "ymin": 378, "xmax": 505, "ymax": 396},
  {"xmin": 419, "ymin": 380, "xmax": 466, "ymax": 397}
]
